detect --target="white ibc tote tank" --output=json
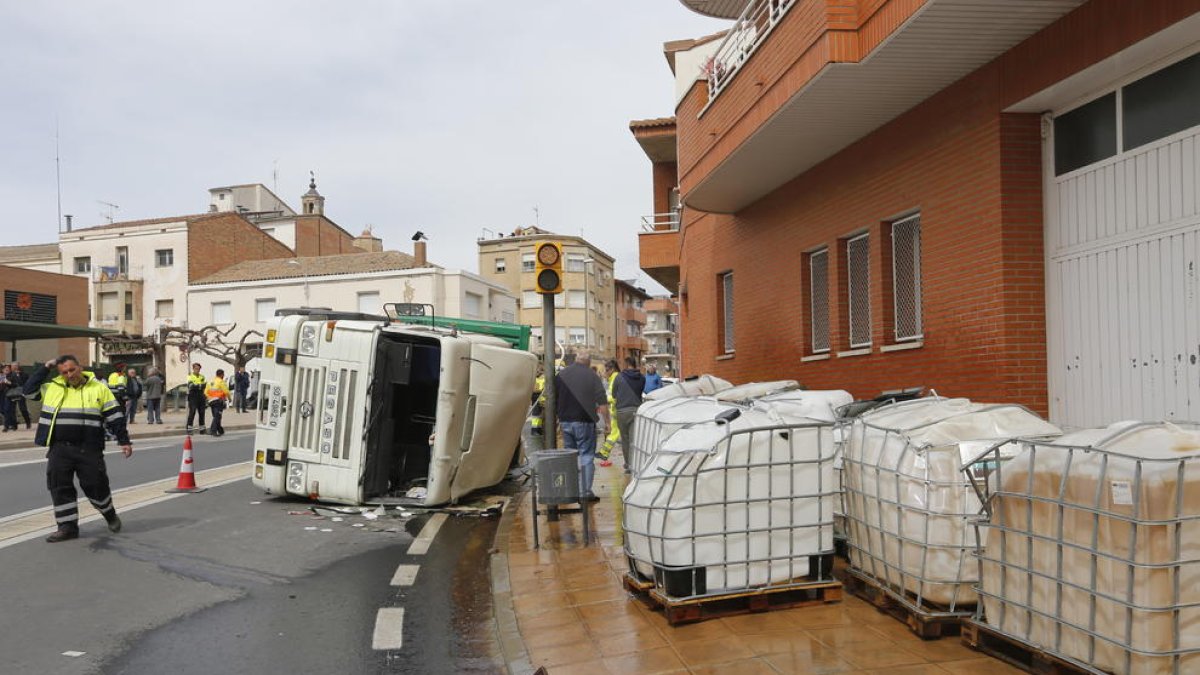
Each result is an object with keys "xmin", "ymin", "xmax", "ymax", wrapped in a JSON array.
[
  {"xmin": 623, "ymin": 390, "xmax": 849, "ymax": 598},
  {"xmin": 842, "ymin": 397, "xmax": 1060, "ymax": 611},
  {"xmin": 974, "ymin": 422, "xmax": 1200, "ymax": 675},
  {"xmin": 642, "ymin": 374, "xmax": 732, "ymax": 402}
]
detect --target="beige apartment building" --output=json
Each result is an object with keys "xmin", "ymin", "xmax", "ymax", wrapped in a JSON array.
[{"xmin": 477, "ymin": 226, "xmax": 615, "ymax": 360}]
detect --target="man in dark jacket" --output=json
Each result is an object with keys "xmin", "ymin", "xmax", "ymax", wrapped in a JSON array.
[
  {"xmin": 233, "ymin": 366, "xmax": 251, "ymax": 413},
  {"xmin": 554, "ymin": 352, "xmax": 609, "ymax": 501},
  {"xmin": 7, "ymin": 362, "xmax": 31, "ymax": 429},
  {"xmin": 25, "ymin": 355, "xmax": 133, "ymax": 542},
  {"xmin": 613, "ymin": 358, "xmax": 645, "ymax": 474}
]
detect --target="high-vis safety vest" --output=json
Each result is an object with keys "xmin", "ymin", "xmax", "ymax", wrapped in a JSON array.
[
  {"xmin": 205, "ymin": 377, "xmax": 230, "ymax": 403},
  {"xmin": 29, "ymin": 368, "xmax": 128, "ymax": 449}
]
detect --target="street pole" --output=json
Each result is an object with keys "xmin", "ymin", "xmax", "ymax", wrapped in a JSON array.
[{"xmin": 542, "ymin": 297, "xmax": 556, "ymax": 447}]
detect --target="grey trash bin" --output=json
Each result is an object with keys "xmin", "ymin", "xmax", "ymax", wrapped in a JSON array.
[{"xmin": 533, "ymin": 449, "xmax": 581, "ymax": 505}]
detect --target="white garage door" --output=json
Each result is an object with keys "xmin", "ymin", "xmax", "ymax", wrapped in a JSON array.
[{"xmin": 1046, "ymin": 50, "xmax": 1200, "ymax": 428}]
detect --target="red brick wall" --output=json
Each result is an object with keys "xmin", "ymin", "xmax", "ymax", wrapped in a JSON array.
[
  {"xmin": 0, "ymin": 265, "xmax": 90, "ymax": 364},
  {"xmin": 652, "ymin": 162, "xmax": 678, "ymax": 216},
  {"xmin": 671, "ymin": 0, "xmax": 1200, "ymax": 414},
  {"xmin": 187, "ymin": 213, "xmax": 294, "ymax": 283},
  {"xmin": 293, "ymin": 216, "xmax": 356, "ymax": 257}
]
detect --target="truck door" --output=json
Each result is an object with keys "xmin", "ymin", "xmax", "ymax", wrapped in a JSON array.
[{"xmin": 449, "ymin": 343, "xmax": 537, "ymax": 501}]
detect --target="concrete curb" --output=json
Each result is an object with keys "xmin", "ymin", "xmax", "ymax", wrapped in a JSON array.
[
  {"xmin": 0, "ymin": 423, "xmax": 257, "ymax": 452},
  {"xmin": 490, "ymin": 488, "xmax": 535, "ymax": 675}
]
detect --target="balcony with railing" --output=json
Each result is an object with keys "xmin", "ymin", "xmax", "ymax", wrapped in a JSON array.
[
  {"xmin": 639, "ymin": 212, "xmax": 682, "ymax": 294},
  {"xmin": 703, "ymin": 0, "xmax": 797, "ymax": 104}
]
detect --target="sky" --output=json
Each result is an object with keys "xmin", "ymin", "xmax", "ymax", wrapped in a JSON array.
[{"xmin": 0, "ymin": 1, "xmax": 728, "ymax": 295}]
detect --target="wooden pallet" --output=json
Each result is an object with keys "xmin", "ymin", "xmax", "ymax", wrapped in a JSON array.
[
  {"xmin": 961, "ymin": 618, "xmax": 1105, "ymax": 674},
  {"xmin": 842, "ymin": 567, "xmax": 970, "ymax": 639},
  {"xmin": 622, "ymin": 572, "xmax": 654, "ymax": 594},
  {"xmin": 641, "ymin": 580, "xmax": 843, "ymax": 625}
]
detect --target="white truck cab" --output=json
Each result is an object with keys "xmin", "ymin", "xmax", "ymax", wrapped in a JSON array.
[{"xmin": 252, "ymin": 308, "xmax": 536, "ymax": 506}]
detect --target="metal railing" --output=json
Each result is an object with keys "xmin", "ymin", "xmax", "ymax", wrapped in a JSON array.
[
  {"xmin": 705, "ymin": 0, "xmax": 797, "ymax": 103},
  {"xmin": 640, "ymin": 212, "xmax": 681, "ymax": 232},
  {"xmin": 94, "ymin": 265, "xmax": 144, "ymax": 282}
]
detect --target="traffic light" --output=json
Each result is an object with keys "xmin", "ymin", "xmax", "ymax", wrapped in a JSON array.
[{"xmin": 534, "ymin": 241, "xmax": 564, "ymax": 294}]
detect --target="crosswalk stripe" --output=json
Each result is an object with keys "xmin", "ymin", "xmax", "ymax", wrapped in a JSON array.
[
  {"xmin": 390, "ymin": 564, "xmax": 420, "ymax": 587},
  {"xmin": 371, "ymin": 608, "xmax": 405, "ymax": 650}
]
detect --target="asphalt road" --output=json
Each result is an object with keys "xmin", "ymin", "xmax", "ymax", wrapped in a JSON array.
[
  {"xmin": 0, "ymin": 431, "xmax": 255, "ymax": 519},
  {"xmin": 0, "ymin": 433, "xmax": 506, "ymax": 675}
]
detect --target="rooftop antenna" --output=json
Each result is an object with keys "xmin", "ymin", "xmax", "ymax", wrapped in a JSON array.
[
  {"xmin": 97, "ymin": 200, "xmax": 119, "ymax": 224},
  {"xmin": 533, "ymin": 205, "xmax": 540, "ymax": 228},
  {"xmin": 55, "ymin": 119, "xmax": 63, "ymax": 233},
  {"xmin": 272, "ymin": 159, "xmax": 279, "ymax": 195}
]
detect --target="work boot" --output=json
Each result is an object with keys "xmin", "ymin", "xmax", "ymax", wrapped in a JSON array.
[
  {"xmin": 105, "ymin": 513, "xmax": 122, "ymax": 533},
  {"xmin": 46, "ymin": 526, "xmax": 79, "ymax": 543}
]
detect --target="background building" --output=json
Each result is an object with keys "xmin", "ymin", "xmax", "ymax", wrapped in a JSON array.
[
  {"xmin": 636, "ymin": 0, "xmax": 1200, "ymax": 429},
  {"xmin": 614, "ymin": 279, "xmax": 649, "ymax": 367},
  {"xmin": 187, "ymin": 245, "xmax": 517, "ymax": 377},
  {"xmin": 643, "ymin": 296, "xmax": 679, "ymax": 376},
  {"xmin": 0, "ymin": 265, "xmax": 95, "ymax": 365},
  {"xmin": 477, "ymin": 226, "xmax": 615, "ymax": 359}
]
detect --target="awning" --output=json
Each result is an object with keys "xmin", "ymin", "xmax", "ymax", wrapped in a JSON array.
[{"xmin": 0, "ymin": 320, "xmax": 115, "ymax": 341}]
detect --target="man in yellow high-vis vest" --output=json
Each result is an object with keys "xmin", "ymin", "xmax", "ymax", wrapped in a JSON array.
[{"xmin": 25, "ymin": 355, "xmax": 133, "ymax": 543}]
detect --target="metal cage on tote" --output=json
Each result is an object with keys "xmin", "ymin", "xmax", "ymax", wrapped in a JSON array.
[
  {"xmin": 623, "ymin": 418, "xmax": 840, "ymax": 600},
  {"xmin": 966, "ymin": 422, "xmax": 1200, "ymax": 675},
  {"xmin": 840, "ymin": 399, "xmax": 1057, "ymax": 623},
  {"xmin": 627, "ymin": 397, "xmax": 741, "ymax": 476}
]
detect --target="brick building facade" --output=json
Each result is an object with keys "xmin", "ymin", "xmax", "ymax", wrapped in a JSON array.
[
  {"xmin": 0, "ymin": 265, "xmax": 90, "ymax": 364},
  {"xmin": 637, "ymin": 0, "xmax": 1200, "ymax": 426}
]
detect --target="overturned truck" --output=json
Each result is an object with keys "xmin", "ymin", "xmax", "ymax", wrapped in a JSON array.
[{"xmin": 251, "ymin": 306, "xmax": 537, "ymax": 506}]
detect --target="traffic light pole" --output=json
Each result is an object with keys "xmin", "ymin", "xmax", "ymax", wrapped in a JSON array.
[{"xmin": 541, "ymin": 297, "xmax": 556, "ymax": 448}]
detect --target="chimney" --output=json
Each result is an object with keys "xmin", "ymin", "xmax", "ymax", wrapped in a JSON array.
[
  {"xmin": 414, "ymin": 240, "xmax": 427, "ymax": 267},
  {"xmin": 64, "ymin": 214, "xmax": 73, "ymax": 232},
  {"xmin": 352, "ymin": 227, "xmax": 383, "ymax": 253}
]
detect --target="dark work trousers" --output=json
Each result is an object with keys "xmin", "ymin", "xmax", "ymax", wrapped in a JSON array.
[
  {"xmin": 186, "ymin": 393, "xmax": 206, "ymax": 429},
  {"xmin": 1, "ymin": 395, "xmax": 13, "ymax": 430},
  {"xmin": 12, "ymin": 396, "xmax": 30, "ymax": 428},
  {"xmin": 46, "ymin": 441, "xmax": 116, "ymax": 531},
  {"xmin": 208, "ymin": 400, "xmax": 225, "ymax": 436}
]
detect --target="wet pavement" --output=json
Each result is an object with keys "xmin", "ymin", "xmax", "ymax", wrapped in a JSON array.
[{"xmin": 493, "ymin": 454, "xmax": 1026, "ymax": 675}]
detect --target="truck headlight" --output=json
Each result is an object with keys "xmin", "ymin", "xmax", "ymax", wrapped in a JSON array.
[
  {"xmin": 299, "ymin": 338, "xmax": 316, "ymax": 355},
  {"xmin": 301, "ymin": 325, "xmax": 317, "ymax": 340},
  {"xmin": 286, "ymin": 462, "xmax": 306, "ymax": 492}
]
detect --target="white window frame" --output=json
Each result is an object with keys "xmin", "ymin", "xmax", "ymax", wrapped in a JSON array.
[
  {"xmin": 356, "ymin": 291, "xmax": 381, "ymax": 316},
  {"xmin": 566, "ymin": 254, "xmax": 586, "ymax": 273},
  {"xmin": 521, "ymin": 253, "xmax": 535, "ymax": 273},
  {"xmin": 567, "ymin": 289, "xmax": 586, "ymax": 309},
  {"xmin": 255, "ymin": 298, "xmax": 277, "ymax": 323},
  {"xmin": 154, "ymin": 299, "xmax": 174, "ymax": 320},
  {"xmin": 155, "ymin": 248, "xmax": 174, "ymax": 268},
  {"xmin": 522, "ymin": 290, "xmax": 542, "ymax": 308},
  {"xmin": 569, "ymin": 327, "xmax": 586, "ymax": 345},
  {"xmin": 464, "ymin": 292, "xmax": 483, "ymax": 319},
  {"xmin": 74, "ymin": 256, "xmax": 91, "ymax": 274},
  {"xmin": 494, "ymin": 257, "xmax": 507, "ymax": 273},
  {"xmin": 846, "ymin": 233, "xmax": 871, "ymax": 349},
  {"xmin": 808, "ymin": 248, "xmax": 830, "ymax": 353},
  {"xmin": 891, "ymin": 214, "xmax": 922, "ymax": 342},
  {"xmin": 211, "ymin": 301, "xmax": 232, "ymax": 325},
  {"xmin": 721, "ymin": 271, "xmax": 734, "ymax": 354}
]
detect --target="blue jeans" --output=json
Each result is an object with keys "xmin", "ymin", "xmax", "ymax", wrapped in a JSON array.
[
  {"xmin": 561, "ymin": 420, "xmax": 597, "ymax": 496},
  {"xmin": 145, "ymin": 399, "xmax": 162, "ymax": 424}
]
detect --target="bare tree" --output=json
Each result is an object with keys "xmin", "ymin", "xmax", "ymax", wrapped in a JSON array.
[{"xmin": 160, "ymin": 323, "xmax": 263, "ymax": 370}]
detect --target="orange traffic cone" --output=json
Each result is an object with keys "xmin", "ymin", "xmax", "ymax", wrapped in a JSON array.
[{"xmin": 166, "ymin": 435, "xmax": 207, "ymax": 493}]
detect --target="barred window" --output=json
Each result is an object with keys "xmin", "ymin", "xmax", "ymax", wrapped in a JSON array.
[
  {"xmin": 846, "ymin": 234, "xmax": 870, "ymax": 348},
  {"xmin": 891, "ymin": 215, "xmax": 922, "ymax": 341},
  {"xmin": 808, "ymin": 249, "xmax": 829, "ymax": 353},
  {"xmin": 720, "ymin": 271, "xmax": 735, "ymax": 353}
]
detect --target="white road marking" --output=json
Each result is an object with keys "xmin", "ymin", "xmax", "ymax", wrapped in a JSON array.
[
  {"xmin": 371, "ymin": 608, "xmax": 405, "ymax": 650},
  {"xmin": 406, "ymin": 513, "xmax": 447, "ymax": 556},
  {"xmin": 0, "ymin": 466, "xmax": 250, "ymax": 551},
  {"xmin": 390, "ymin": 564, "xmax": 420, "ymax": 587},
  {"xmin": 62, "ymin": 651, "xmax": 86, "ymax": 657}
]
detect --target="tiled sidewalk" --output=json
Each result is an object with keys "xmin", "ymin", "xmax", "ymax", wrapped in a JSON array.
[{"xmin": 495, "ymin": 459, "xmax": 1023, "ymax": 675}]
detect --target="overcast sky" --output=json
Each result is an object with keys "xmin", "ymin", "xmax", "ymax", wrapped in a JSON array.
[{"xmin": 0, "ymin": 2, "xmax": 727, "ymax": 294}]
